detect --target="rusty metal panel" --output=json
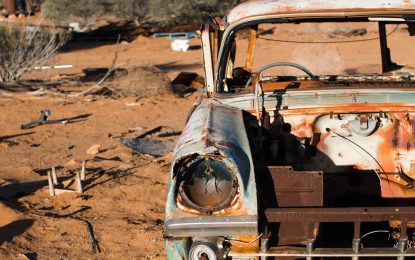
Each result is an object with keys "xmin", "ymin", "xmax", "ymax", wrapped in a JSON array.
[
  {"xmin": 268, "ymin": 166, "xmax": 323, "ymax": 245},
  {"xmin": 226, "ymin": 0, "xmax": 415, "ymax": 25},
  {"xmin": 165, "ymin": 99, "xmax": 257, "ymax": 236},
  {"xmin": 269, "ymin": 166, "xmax": 323, "ymax": 207}
]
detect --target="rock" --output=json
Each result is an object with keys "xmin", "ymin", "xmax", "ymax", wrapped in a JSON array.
[
  {"xmin": 125, "ymin": 102, "xmax": 143, "ymax": 107},
  {"xmin": 86, "ymin": 144, "xmax": 101, "ymax": 155}
]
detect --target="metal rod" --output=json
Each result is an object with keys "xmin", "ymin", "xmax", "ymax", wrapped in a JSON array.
[{"xmin": 354, "ymin": 221, "xmax": 361, "ymax": 240}]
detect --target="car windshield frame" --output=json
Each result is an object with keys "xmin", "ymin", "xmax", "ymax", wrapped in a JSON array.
[{"xmin": 215, "ymin": 15, "xmax": 415, "ymax": 95}]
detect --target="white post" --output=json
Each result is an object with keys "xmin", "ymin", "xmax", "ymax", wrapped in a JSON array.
[
  {"xmin": 76, "ymin": 171, "xmax": 83, "ymax": 194},
  {"xmin": 47, "ymin": 171, "xmax": 55, "ymax": 196},
  {"xmin": 52, "ymin": 166, "xmax": 58, "ymax": 185},
  {"xmin": 81, "ymin": 161, "xmax": 86, "ymax": 181}
]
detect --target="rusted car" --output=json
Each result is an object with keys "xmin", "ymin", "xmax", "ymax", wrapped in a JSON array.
[{"xmin": 164, "ymin": 0, "xmax": 415, "ymax": 259}]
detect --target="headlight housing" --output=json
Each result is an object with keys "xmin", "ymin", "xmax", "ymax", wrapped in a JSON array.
[{"xmin": 177, "ymin": 156, "xmax": 238, "ymax": 214}]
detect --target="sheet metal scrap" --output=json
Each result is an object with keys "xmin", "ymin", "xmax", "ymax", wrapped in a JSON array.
[
  {"xmin": 121, "ymin": 126, "xmax": 182, "ymax": 157},
  {"xmin": 121, "ymin": 137, "xmax": 176, "ymax": 157}
]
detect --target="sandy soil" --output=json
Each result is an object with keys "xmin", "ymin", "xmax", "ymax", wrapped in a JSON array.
[
  {"xmin": 0, "ymin": 94, "xmax": 195, "ymax": 260},
  {"xmin": 1, "ymin": 19, "xmax": 415, "ymax": 260},
  {"xmin": 1, "ymin": 16, "xmax": 204, "ymax": 259}
]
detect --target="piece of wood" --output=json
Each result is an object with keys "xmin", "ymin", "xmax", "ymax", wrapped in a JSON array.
[
  {"xmin": 47, "ymin": 171, "xmax": 55, "ymax": 196},
  {"xmin": 52, "ymin": 167, "xmax": 58, "ymax": 185},
  {"xmin": 54, "ymin": 188, "xmax": 78, "ymax": 195},
  {"xmin": 76, "ymin": 172, "xmax": 83, "ymax": 194},
  {"xmin": 81, "ymin": 161, "xmax": 86, "ymax": 181}
]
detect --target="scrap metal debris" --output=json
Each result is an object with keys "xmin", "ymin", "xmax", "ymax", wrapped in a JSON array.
[
  {"xmin": 121, "ymin": 137, "xmax": 176, "ymax": 157},
  {"xmin": 158, "ymin": 131, "xmax": 182, "ymax": 138},
  {"xmin": 121, "ymin": 125, "xmax": 179, "ymax": 157},
  {"xmin": 21, "ymin": 111, "xmax": 92, "ymax": 129},
  {"xmin": 136, "ymin": 126, "xmax": 163, "ymax": 139},
  {"xmin": 171, "ymin": 72, "xmax": 204, "ymax": 97},
  {"xmin": 21, "ymin": 110, "xmax": 68, "ymax": 129}
]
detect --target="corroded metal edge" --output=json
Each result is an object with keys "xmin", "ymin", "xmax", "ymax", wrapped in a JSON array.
[
  {"xmin": 226, "ymin": 0, "xmax": 415, "ymax": 25},
  {"xmin": 165, "ymin": 215, "xmax": 258, "ymax": 237}
]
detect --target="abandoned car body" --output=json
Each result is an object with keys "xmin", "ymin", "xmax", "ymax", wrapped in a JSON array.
[{"xmin": 165, "ymin": 0, "xmax": 415, "ymax": 259}]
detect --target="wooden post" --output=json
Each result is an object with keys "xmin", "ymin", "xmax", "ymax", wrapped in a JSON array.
[
  {"xmin": 76, "ymin": 172, "xmax": 83, "ymax": 194},
  {"xmin": 47, "ymin": 171, "xmax": 55, "ymax": 196},
  {"xmin": 51, "ymin": 167, "xmax": 58, "ymax": 185},
  {"xmin": 81, "ymin": 161, "xmax": 86, "ymax": 181}
]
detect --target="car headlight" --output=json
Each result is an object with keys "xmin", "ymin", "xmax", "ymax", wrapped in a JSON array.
[{"xmin": 177, "ymin": 156, "xmax": 238, "ymax": 214}]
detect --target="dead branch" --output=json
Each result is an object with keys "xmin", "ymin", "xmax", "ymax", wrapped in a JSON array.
[{"xmin": 96, "ymin": 35, "xmax": 122, "ymax": 86}]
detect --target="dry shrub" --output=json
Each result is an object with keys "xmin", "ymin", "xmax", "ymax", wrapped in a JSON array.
[
  {"xmin": 43, "ymin": 0, "xmax": 242, "ymax": 30},
  {"xmin": 0, "ymin": 23, "xmax": 69, "ymax": 82},
  {"xmin": 109, "ymin": 66, "xmax": 172, "ymax": 98}
]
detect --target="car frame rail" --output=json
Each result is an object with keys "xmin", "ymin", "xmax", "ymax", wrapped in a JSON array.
[{"xmin": 229, "ymin": 207, "xmax": 415, "ymax": 259}]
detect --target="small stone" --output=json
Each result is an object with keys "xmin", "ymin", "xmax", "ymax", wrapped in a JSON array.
[{"xmin": 86, "ymin": 144, "xmax": 101, "ymax": 155}]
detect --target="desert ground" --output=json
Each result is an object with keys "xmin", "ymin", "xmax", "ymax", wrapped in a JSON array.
[{"xmin": 1, "ymin": 20, "xmax": 415, "ymax": 260}]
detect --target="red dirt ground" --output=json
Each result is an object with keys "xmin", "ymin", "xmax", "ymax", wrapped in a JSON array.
[{"xmin": 1, "ymin": 20, "xmax": 415, "ymax": 259}]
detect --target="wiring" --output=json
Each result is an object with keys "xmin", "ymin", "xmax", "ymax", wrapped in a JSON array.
[
  {"xmin": 258, "ymin": 25, "xmax": 400, "ymax": 44},
  {"xmin": 221, "ymin": 233, "xmax": 263, "ymax": 245},
  {"xmin": 361, "ymin": 230, "xmax": 390, "ymax": 240},
  {"xmin": 360, "ymin": 230, "xmax": 391, "ymax": 248}
]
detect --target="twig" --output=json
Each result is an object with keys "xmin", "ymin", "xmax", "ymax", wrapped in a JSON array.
[
  {"xmin": 96, "ymin": 35, "xmax": 121, "ymax": 86},
  {"xmin": 67, "ymin": 84, "xmax": 121, "ymax": 97},
  {"xmin": 84, "ymin": 219, "xmax": 101, "ymax": 254}
]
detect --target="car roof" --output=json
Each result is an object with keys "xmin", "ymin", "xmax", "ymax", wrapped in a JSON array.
[{"xmin": 226, "ymin": 0, "xmax": 415, "ymax": 25}]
